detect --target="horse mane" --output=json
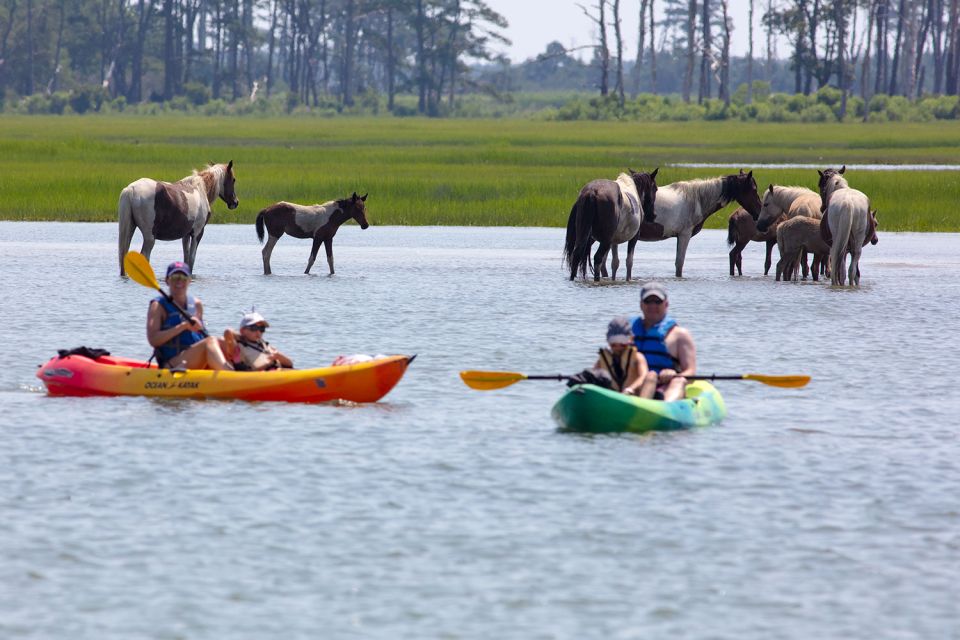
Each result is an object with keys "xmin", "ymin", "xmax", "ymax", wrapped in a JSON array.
[
  {"xmin": 773, "ymin": 185, "xmax": 816, "ymax": 201},
  {"xmin": 670, "ymin": 176, "xmax": 727, "ymax": 212}
]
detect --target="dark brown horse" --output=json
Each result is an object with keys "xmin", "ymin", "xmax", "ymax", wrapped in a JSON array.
[
  {"xmin": 564, "ymin": 168, "xmax": 658, "ymax": 281},
  {"xmin": 727, "ymin": 207, "xmax": 784, "ymax": 276},
  {"xmin": 255, "ymin": 192, "xmax": 369, "ymax": 275},
  {"xmin": 118, "ymin": 161, "xmax": 239, "ymax": 275}
]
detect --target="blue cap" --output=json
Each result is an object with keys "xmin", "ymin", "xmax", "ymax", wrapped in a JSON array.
[{"xmin": 166, "ymin": 261, "xmax": 191, "ymax": 277}]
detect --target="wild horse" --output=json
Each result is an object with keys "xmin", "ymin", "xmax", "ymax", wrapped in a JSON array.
[
  {"xmin": 256, "ymin": 192, "xmax": 369, "ymax": 275},
  {"xmin": 636, "ymin": 170, "xmax": 762, "ymax": 278},
  {"xmin": 118, "ymin": 161, "xmax": 239, "ymax": 276},
  {"xmin": 563, "ymin": 168, "xmax": 659, "ymax": 281},
  {"xmin": 817, "ymin": 166, "xmax": 872, "ymax": 286}
]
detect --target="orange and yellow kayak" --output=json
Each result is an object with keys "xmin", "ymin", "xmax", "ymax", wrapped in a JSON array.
[{"xmin": 37, "ymin": 353, "xmax": 413, "ymax": 403}]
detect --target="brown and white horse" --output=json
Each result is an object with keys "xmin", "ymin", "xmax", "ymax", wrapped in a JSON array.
[
  {"xmin": 635, "ymin": 170, "xmax": 762, "ymax": 278},
  {"xmin": 255, "ymin": 192, "xmax": 369, "ymax": 275},
  {"xmin": 118, "ymin": 161, "xmax": 239, "ymax": 276}
]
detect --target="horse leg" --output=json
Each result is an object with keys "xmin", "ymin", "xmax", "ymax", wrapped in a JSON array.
[
  {"xmin": 261, "ymin": 235, "xmax": 280, "ymax": 275},
  {"xmin": 140, "ymin": 232, "xmax": 156, "ymax": 262},
  {"xmin": 182, "ymin": 236, "xmax": 193, "ymax": 271},
  {"xmin": 188, "ymin": 228, "xmax": 206, "ymax": 273},
  {"xmin": 674, "ymin": 233, "xmax": 692, "ymax": 278},
  {"xmin": 592, "ymin": 243, "xmax": 609, "ymax": 282},
  {"xmin": 117, "ymin": 194, "xmax": 136, "ymax": 276},
  {"xmin": 730, "ymin": 240, "xmax": 747, "ymax": 276},
  {"xmin": 609, "ymin": 244, "xmax": 620, "ymax": 280},
  {"xmin": 324, "ymin": 239, "xmax": 335, "ymax": 275},
  {"xmin": 305, "ymin": 236, "xmax": 322, "ymax": 274},
  {"xmin": 764, "ymin": 239, "xmax": 775, "ymax": 276},
  {"xmin": 626, "ymin": 237, "xmax": 638, "ymax": 281},
  {"xmin": 811, "ymin": 254, "xmax": 820, "ymax": 282}
]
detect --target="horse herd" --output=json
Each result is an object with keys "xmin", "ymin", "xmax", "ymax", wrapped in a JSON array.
[
  {"xmin": 117, "ymin": 161, "xmax": 369, "ymax": 277},
  {"xmin": 115, "ymin": 161, "xmax": 877, "ymax": 287},
  {"xmin": 564, "ymin": 164, "xmax": 879, "ymax": 286}
]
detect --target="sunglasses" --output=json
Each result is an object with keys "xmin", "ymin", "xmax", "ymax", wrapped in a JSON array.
[
  {"xmin": 244, "ymin": 325, "xmax": 266, "ymax": 333},
  {"xmin": 642, "ymin": 297, "xmax": 664, "ymax": 305},
  {"xmin": 168, "ymin": 273, "xmax": 190, "ymax": 283}
]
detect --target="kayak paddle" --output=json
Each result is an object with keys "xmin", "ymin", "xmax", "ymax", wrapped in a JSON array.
[
  {"xmin": 459, "ymin": 370, "xmax": 810, "ymax": 390},
  {"xmin": 123, "ymin": 251, "xmax": 209, "ymax": 338}
]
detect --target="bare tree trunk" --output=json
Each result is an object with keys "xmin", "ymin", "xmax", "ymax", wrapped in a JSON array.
[
  {"xmin": 862, "ymin": 0, "xmax": 875, "ymax": 104},
  {"xmin": 875, "ymin": 0, "xmax": 888, "ymax": 94},
  {"xmin": 386, "ymin": 6, "xmax": 395, "ymax": 109},
  {"xmin": 633, "ymin": 0, "xmax": 649, "ymax": 96},
  {"xmin": 931, "ymin": 0, "xmax": 945, "ymax": 93},
  {"xmin": 889, "ymin": 0, "xmax": 907, "ymax": 94},
  {"xmin": 747, "ymin": 0, "xmax": 754, "ymax": 102},
  {"xmin": 913, "ymin": 0, "xmax": 933, "ymax": 96},
  {"xmin": 837, "ymin": 1, "xmax": 847, "ymax": 119},
  {"xmin": 163, "ymin": 0, "xmax": 175, "ymax": 99},
  {"xmin": 684, "ymin": 0, "xmax": 697, "ymax": 102},
  {"xmin": 719, "ymin": 0, "xmax": 731, "ymax": 106},
  {"xmin": 416, "ymin": 0, "xmax": 427, "ymax": 112},
  {"xmin": 47, "ymin": 0, "xmax": 66, "ymax": 94},
  {"xmin": 766, "ymin": 0, "xmax": 775, "ymax": 81},
  {"xmin": 342, "ymin": 0, "xmax": 356, "ymax": 106},
  {"xmin": 613, "ymin": 0, "xmax": 625, "ymax": 105},
  {"xmin": 26, "ymin": 0, "xmax": 34, "ymax": 95},
  {"xmin": 1, "ymin": 0, "xmax": 19, "ymax": 99},
  {"xmin": 266, "ymin": 0, "xmax": 278, "ymax": 96},
  {"xmin": 945, "ymin": 0, "xmax": 958, "ymax": 93},
  {"xmin": 649, "ymin": 0, "xmax": 657, "ymax": 93},
  {"xmin": 698, "ymin": 0, "xmax": 711, "ymax": 102},
  {"xmin": 599, "ymin": 0, "xmax": 610, "ymax": 96}
]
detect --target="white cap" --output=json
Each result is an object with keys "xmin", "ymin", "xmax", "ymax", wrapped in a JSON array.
[{"xmin": 240, "ymin": 311, "xmax": 270, "ymax": 329}]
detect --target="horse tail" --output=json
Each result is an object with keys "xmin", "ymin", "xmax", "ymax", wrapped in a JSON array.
[
  {"xmin": 829, "ymin": 204, "xmax": 853, "ymax": 285},
  {"xmin": 255, "ymin": 209, "xmax": 266, "ymax": 244},
  {"xmin": 563, "ymin": 202, "xmax": 580, "ymax": 278},
  {"xmin": 726, "ymin": 214, "xmax": 737, "ymax": 247},
  {"xmin": 117, "ymin": 187, "xmax": 135, "ymax": 276},
  {"xmin": 569, "ymin": 194, "xmax": 598, "ymax": 280}
]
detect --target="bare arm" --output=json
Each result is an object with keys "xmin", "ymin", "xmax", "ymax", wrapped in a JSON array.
[
  {"xmin": 673, "ymin": 327, "xmax": 697, "ymax": 377},
  {"xmin": 147, "ymin": 299, "xmax": 205, "ymax": 348}
]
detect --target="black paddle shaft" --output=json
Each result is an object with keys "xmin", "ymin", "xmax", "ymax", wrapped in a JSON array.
[
  {"xmin": 158, "ymin": 289, "xmax": 209, "ymax": 338},
  {"xmin": 527, "ymin": 375, "xmax": 570, "ymax": 381}
]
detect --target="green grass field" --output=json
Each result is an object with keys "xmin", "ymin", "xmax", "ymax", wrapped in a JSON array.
[{"xmin": 2, "ymin": 115, "xmax": 959, "ymax": 231}]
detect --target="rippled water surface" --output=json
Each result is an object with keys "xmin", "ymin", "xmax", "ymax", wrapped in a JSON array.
[{"xmin": 2, "ymin": 222, "xmax": 959, "ymax": 639}]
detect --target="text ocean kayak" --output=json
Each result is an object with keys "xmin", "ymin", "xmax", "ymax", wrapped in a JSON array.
[
  {"xmin": 551, "ymin": 381, "xmax": 726, "ymax": 433},
  {"xmin": 37, "ymin": 353, "xmax": 413, "ymax": 403}
]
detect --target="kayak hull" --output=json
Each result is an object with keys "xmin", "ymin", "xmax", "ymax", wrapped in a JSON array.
[
  {"xmin": 37, "ymin": 354, "xmax": 412, "ymax": 403},
  {"xmin": 551, "ymin": 381, "xmax": 726, "ymax": 433}
]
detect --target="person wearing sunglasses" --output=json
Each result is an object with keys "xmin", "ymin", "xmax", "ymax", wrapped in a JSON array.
[
  {"xmin": 222, "ymin": 311, "xmax": 293, "ymax": 371},
  {"xmin": 593, "ymin": 316, "xmax": 650, "ymax": 395},
  {"xmin": 147, "ymin": 261, "xmax": 233, "ymax": 370},
  {"xmin": 630, "ymin": 282, "xmax": 697, "ymax": 402}
]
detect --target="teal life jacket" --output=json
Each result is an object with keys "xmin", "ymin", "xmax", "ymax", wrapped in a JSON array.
[
  {"xmin": 153, "ymin": 295, "xmax": 203, "ymax": 366},
  {"xmin": 630, "ymin": 315, "xmax": 680, "ymax": 373}
]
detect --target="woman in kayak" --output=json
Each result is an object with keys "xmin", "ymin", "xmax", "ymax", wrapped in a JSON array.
[
  {"xmin": 222, "ymin": 311, "xmax": 293, "ymax": 371},
  {"xmin": 594, "ymin": 316, "xmax": 650, "ymax": 395},
  {"xmin": 631, "ymin": 281, "xmax": 697, "ymax": 402},
  {"xmin": 146, "ymin": 261, "xmax": 233, "ymax": 370}
]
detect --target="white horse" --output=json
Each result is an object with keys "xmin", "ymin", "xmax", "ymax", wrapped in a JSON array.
[
  {"xmin": 632, "ymin": 170, "xmax": 762, "ymax": 278},
  {"xmin": 818, "ymin": 167, "xmax": 871, "ymax": 286},
  {"xmin": 756, "ymin": 184, "xmax": 822, "ymax": 232},
  {"xmin": 117, "ymin": 161, "xmax": 239, "ymax": 276}
]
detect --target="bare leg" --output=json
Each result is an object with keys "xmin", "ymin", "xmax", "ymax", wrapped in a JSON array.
[
  {"xmin": 638, "ymin": 371, "xmax": 659, "ymax": 399},
  {"xmin": 167, "ymin": 337, "xmax": 233, "ymax": 371},
  {"xmin": 661, "ymin": 376, "xmax": 688, "ymax": 402},
  {"xmin": 262, "ymin": 235, "xmax": 280, "ymax": 275}
]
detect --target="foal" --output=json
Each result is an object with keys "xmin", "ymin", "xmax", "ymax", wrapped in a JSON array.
[{"xmin": 255, "ymin": 192, "xmax": 369, "ymax": 275}]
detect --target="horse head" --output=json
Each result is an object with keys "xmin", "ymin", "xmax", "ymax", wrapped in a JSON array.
[
  {"xmin": 342, "ymin": 192, "xmax": 369, "ymax": 229},
  {"xmin": 725, "ymin": 170, "xmax": 762, "ymax": 220},
  {"xmin": 867, "ymin": 208, "xmax": 879, "ymax": 246},
  {"xmin": 817, "ymin": 165, "xmax": 847, "ymax": 209},
  {"xmin": 221, "ymin": 160, "xmax": 239, "ymax": 210},
  {"xmin": 756, "ymin": 183, "xmax": 783, "ymax": 232},
  {"xmin": 629, "ymin": 167, "xmax": 658, "ymax": 223}
]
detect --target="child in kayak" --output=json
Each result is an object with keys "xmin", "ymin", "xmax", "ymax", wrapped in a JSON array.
[
  {"xmin": 222, "ymin": 310, "xmax": 293, "ymax": 371},
  {"xmin": 593, "ymin": 316, "xmax": 650, "ymax": 395}
]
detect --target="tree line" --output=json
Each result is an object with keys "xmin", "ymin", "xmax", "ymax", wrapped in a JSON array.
[{"xmin": 2, "ymin": 0, "xmax": 960, "ymax": 117}]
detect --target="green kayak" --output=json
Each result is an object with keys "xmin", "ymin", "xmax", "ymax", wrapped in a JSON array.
[{"xmin": 551, "ymin": 380, "xmax": 727, "ymax": 433}]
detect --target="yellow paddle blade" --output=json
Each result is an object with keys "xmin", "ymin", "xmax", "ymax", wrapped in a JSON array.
[
  {"xmin": 743, "ymin": 374, "xmax": 810, "ymax": 388},
  {"xmin": 459, "ymin": 370, "xmax": 527, "ymax": 391},
  {"xmin": 124, "ymin": 251, "xmax": 160, "ymax": 290}
]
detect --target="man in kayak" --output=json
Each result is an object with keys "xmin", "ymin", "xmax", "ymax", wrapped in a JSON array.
[
  {"xmin": 146, "ymin": 261, "xmax": 233, "ymax": 370},
  {"xmin": 594, "ymin": 316, "xmax": 649, "ymax": 395},
  {"xmin": 222, "ymin": 310, "xmax": 293, "ymax": 371},
  {"xmin": 631, "ymin": 282, "xmax": 697, "ymax": 401}
]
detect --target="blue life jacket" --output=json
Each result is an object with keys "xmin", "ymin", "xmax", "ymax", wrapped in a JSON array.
[
  {"xmin": 153, "ymin": 295, "xmax": 203, "ymax": 366},
  {"xmin": 631, "ymin": 315, "xmax": 680, "ymax": 373}
]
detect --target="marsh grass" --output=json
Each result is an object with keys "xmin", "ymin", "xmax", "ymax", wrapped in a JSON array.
[{"xmin": 2, "ymin": 116, "xmax": 958, "ymax": 231}]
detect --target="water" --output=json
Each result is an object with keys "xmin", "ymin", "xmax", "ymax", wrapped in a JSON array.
[{"xmin": 1, "ymin": 222, "xmax": 959, "ymax": 639}]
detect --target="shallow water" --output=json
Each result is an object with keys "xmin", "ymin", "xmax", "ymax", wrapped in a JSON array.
[
  {"xmin": 1, "ymin": 222, "xmax": 959, "ymax": 639},
  {"xmin": 672, "ymin": 162, "xmax": 960, "ymax": 171}
]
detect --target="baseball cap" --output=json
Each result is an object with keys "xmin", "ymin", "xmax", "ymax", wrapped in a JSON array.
[
  {"xmin": 166, "ymin": 261, "xmax": 191, "ymax": 277},
  {"xmin": 606, "ymin": 316, "xmax": 633, "ymax": 345},
  {"xmin": 640, "ymin": 281, "xmax": 667, "ymax": 302},
  {"xmin": 240, "ymin": 311, "xmax": 270, "ymax": 329}
]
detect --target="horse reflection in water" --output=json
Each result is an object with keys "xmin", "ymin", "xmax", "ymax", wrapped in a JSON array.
[
  {"xmin": 117, "ymin": 161, "xmax": 239, "ymax": 276},
  {"xmin": 256, "ymin": 192, "xmax": 369, "ymax": 275},
  {"xmin": 563, "ymin": 168, "xmax": 659, "ymax": 282}
]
